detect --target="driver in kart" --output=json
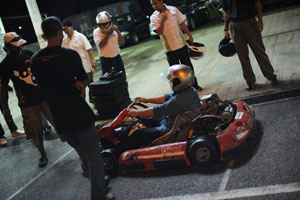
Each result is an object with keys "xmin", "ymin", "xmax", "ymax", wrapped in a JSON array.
[{"xmin": 125, "ymin": 64, "xmax": 201, "ymax": 150}]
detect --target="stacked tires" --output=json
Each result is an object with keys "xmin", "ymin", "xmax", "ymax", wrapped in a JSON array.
[{"xmin": 90, "ymin": 73, "xmax": 131, "ymax": 120}]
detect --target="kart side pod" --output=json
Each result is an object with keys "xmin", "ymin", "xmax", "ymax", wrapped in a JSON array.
[{"xmin": 118, "ymin": 142, "xmax": 191, "ymax": 173}]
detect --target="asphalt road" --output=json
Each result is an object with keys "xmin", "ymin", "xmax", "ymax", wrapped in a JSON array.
[{"xmin": 1, "ymin": 97, "xmax": 299, "ymax": 200}]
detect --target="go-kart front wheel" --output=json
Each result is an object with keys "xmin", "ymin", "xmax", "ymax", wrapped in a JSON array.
[
  {"xmin": 189, "ymin": 137, "xmax": 218, "ymax": 167},
  {"xmin": 101, "ymin": 149, "xmax": 119, "ymax": 176}
]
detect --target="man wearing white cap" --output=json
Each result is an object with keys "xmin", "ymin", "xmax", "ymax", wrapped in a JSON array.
[{"xmin": 0, "ymin": 32, "xmax": 55, "ymax": 167}]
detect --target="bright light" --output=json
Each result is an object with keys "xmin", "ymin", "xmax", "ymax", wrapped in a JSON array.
[{"xmin": 18, "ymin": 26, "xmax": 22, "ymax": 30}]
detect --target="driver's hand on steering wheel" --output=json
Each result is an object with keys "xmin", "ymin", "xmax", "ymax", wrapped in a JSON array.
[
  {"xmin": 134, "ymin": 97, "xmax": 147, "ymax": 103},
  {"xmin": 128, "ymin": 108, "xmax": 138, "ymax": 118}
]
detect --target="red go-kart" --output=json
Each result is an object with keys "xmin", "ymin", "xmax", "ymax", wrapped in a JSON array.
[{"xmin": 97, "ymin": 94, "xmax": 255, "ymax": 175}]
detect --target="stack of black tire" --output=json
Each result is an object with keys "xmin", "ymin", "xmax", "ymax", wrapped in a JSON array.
[{"xmin": 90, "ymin": 72, "xmax": 131, "ymax": 120}]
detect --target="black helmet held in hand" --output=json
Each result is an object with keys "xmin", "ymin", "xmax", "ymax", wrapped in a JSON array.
[
  {"xmin": 219, "ymin": 37, "xmax": 236, "ymax": 57},
  {"xmin": 187, "ymin": 40, "xmax": 205, "ymax": 60}
]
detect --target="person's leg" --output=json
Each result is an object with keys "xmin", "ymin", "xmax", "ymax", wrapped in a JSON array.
[
  {"xmin": 113, "ymin": 54, "xmax": 126, "ymax": 79},
  {"xmin": 231, "ymin": 21, "xmax": 256, "ymax": 85},
  {"xmin": 124, "ymin": 127, "xmax": 163, "ymax": 150},
  {"xmin": 77, "ymin": 125, "xmax": 107, "ymax": 200},
  {"xmin": 166, "ymin": 49, "xmax": 180, "ymax": 66},
  {"xmin": 21, "ymin": 105, "xmax": 47, "ymax": 167},
  {"xmin": 179, "ymin": 46, "xmax": 201, "ymax": 89},
  {"xmin": 100, "ymin": 57, "xmax": 113, "ymax": 75},
  {"xmin": 40, "ymin": 111, "xmax": 52, "ymax": 135},
  {"xmin": 0, "ymin": 101, "xmax": 23, "ymax": 136},
  {"xmin": 246, "ymin": 19, "xmax": 277, "ymax": 81}
]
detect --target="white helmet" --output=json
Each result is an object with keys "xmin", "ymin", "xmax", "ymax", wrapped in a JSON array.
[
  {"xmin": 167, "ymin": 64, "xmax": 195, "ymax": 92},
  {"xmin": 96, "ymin": 11, "xmax": 112, "ymax": 33},
  {"xmin": 187, "ymin": 41, "xmax": 205, "ymax": 60}
]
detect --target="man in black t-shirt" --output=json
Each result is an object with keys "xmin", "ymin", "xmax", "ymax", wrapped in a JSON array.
[
  {"xmin": 31, "ymin": 17, "xmax": 115, "ymax": 200},
  {"xmin": 222, "ymin": 0, "xmax": 278, "ymax": 90},
  {"xmin": 0, "ymin": 32, "xmax": 55, "ymax": 167}
]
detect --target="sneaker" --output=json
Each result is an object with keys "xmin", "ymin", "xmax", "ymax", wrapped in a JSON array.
[
  {"xmin": 11, "ymin": 130, "xmax": 25, "ymax": 137},
  {"xmin": 38, "ymin": 157, "xmax": 48, "ymax": 168},
  {"xmin": 0, "ymin": 137, "xmax": 8, "ymax": 146}
]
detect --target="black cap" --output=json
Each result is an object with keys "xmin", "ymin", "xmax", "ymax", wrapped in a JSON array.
[
  {"xmin": 62, "ymin": 20, "xmax": 73, "ymax": 27},
  {"xmin": 41, "ymin": 16, "xmax": 63, "ymax": 37}
]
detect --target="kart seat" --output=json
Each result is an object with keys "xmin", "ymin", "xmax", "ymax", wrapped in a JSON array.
[{"xmin": 150, "ymin": 107, "xmax": 202, "ymax": 146}]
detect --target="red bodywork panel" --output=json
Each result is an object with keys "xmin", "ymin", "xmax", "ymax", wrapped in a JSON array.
[
  {"xmin": 97, "ymin": 108, "xmax": 128, "ymax": 145},
  {"xmin": 217, "ymin": 100, "xmax": 255, "ymax": 160},
  {"xmin": 119, "ymin": 142, "xmax": 191, "ymax": 172}
]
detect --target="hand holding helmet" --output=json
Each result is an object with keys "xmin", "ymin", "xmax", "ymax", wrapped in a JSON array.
[
  {"xmin": 218, "ymin": 37, "xmax": 236, "ymax": 57},
  {"xmin": 186, "ymin": 40, "xmax": 205, "ymax": 60}
]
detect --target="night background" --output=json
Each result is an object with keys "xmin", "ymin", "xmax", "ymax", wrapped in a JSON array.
[{"xmin": 0, "ymin": 0, "xmax": 154, "ymax": 44}]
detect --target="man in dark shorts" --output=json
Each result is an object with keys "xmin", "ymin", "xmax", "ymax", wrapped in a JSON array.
[{"xmin": 0, "ymin": 32, "xmax": 54, "ymax": 167}]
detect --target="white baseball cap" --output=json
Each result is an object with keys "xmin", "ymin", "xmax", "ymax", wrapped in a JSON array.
[{"xmin": 4, "ymin": 32, "xmax": 27, "ymax": 47}]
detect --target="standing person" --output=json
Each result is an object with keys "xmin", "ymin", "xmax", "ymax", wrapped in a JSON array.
[
  {"xmin": 150, "ymin": 0, "xmax": 202, "ymax": 91},
  {"xmin": 62, "ymin": 20, "xmax": 97, "ymax": 103},
  {"xmin": 93, "ymin": 11, "xmax": 126, "ymax": 78},
  {"xmin": 30, "ymin": 16, "xmax": 115, "ymax": 200},
  {"xmin": 0, "ymin": 32, "xmax": 55, "ymax": 167},
  {"xmin": 0, "ymin": 95, "xmax": 25, "ymax": 146},
  {"xmin": 222, "ymin": 0, "xmax": 278, "ymax": 90}
]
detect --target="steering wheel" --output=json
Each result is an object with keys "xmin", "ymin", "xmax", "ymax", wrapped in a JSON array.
[{"xmin": 123, "ymin": 102, "xmax": 149, "ymax": 124}]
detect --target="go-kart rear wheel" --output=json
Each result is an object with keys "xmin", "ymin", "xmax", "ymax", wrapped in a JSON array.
[
  {"xmin": 101, "ymin": 149, "xmax": 118, "ymax": 176},
  {"xmin": 189, "ymin": 139, "xmax": 218, "ymax": 167}
]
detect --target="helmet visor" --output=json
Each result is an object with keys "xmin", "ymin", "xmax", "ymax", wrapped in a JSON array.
[{"xmin": 167, "ymin": 68, "xmax": 191, "ymax": 81}]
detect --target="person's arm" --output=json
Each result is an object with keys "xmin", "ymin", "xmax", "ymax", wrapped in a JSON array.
[
  {"xmin": 98, "ymin": 28, "xmax": 114, "ymax": 48},
  {"xmin": 113, "ymin": 25, "xmax": 125, "ymax": 45},
  {"xmin": 256, "ymin": 0, "xmax": 263, "ymax": 32},
  {"xmin": 154, "ymin": 12, "xmax": 168, "ymax": 35},
  {"xmin": 180, "ymin": 23, "xmax": 193, "ymax": 44},
  {"xmin": 223, "ymin": 10, "xmax": 229, "ymax": 38},
  {"xmin": 87, "ymin": 49, "xmax": 97, "ymax": 69},
  {"xmin": 134, "ymin": 96, "xmax": 165, "ymax": 104},
  {"xmin": 128, "ymin": 107, "xmax": 154, "ymax": 118}
]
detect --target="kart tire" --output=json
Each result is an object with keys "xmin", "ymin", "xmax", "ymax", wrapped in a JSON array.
[
  {"xmin": 96, "ymin": 99, "xmax": 132, "ymax": 114},
  {"xmin": 92, "ymin": 82, "xmax": 128, "ymax": 96},
  {"xmin": 101, "ymin": 149, "xmax": 119, "ymax": 176},
  {"xmin": 90, "ymin": 75, "xmax": 126, "ymax": 90},
  {"xmin": 189, "ymin": 137, "xmax": 218, "ymax": 167},
  {"xmin": 93, "ymin": 90, "xmax": 129, "ymax": 103}
]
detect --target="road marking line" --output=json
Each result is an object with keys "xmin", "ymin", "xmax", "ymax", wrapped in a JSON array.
[
  {"xmin": 6, "ymin": 149, "xmax": 74, "ymax": 200},
  {"xmin": 218, "ymin": 160, "xmax": 235, "ymax": 192},
  {"xmin": 144, "ymin": 182, "xmax": 300, "ymax": 200}
]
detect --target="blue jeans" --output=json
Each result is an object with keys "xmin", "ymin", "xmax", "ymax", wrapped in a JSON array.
[{"xmin": 63, "ymin": 125, "xmax": 106, "ymax": 200}]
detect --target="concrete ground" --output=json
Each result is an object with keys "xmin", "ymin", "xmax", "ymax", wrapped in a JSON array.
[{"xmin": 1, "ymin": 3, "xmax": 300, "ymax": 200}]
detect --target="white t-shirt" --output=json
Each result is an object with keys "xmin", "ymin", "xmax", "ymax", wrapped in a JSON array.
[
  {"xmin": 150, "ymin": 5, "xmax": 187, "ymax": 52},
  {"xmin": 62, "ymin": 31, "xmax": 93, "ymax": 73},
  {"xmin": 93, "ymin": 27, "xmax": 120, "ymax": 58}
]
